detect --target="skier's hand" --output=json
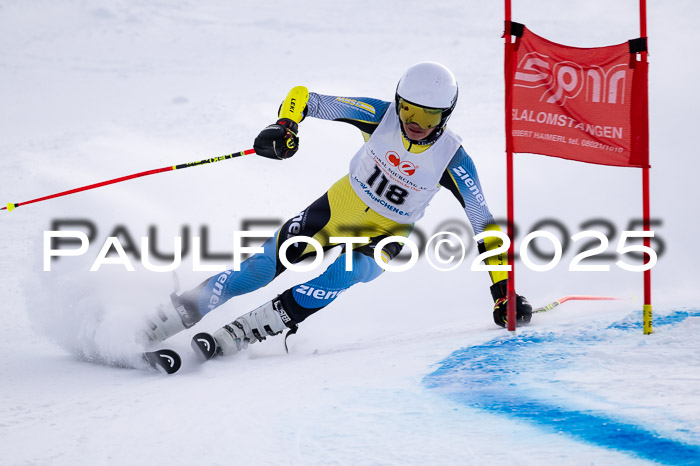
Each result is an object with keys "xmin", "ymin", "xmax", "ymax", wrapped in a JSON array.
[
  {"xmin": 253, "ymin": 118, "xmax": 299, "ymax": 160},
  {"xmin": 490, "ymin": 280, "xmax": 532, "ymax": 328}
]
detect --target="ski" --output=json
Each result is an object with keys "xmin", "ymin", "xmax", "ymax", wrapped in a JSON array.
[
  {"xmin": 143, "ymin": 349, "xmax": 182, "ymax": 374},
  {"xmin": 191, "ymin": 332, "xmax": 219, "ymax": 362}
]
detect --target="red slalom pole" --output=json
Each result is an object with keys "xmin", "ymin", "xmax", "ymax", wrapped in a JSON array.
[
  {"xmin": 639, "ymin": 0, "xmax": 652, "ymax": 335},
  {"xmin": 504, "ymin": 0, "xmax": 517, "ymax": 332},
  {"xmin": 2, "ymin": 149, "xmax": 255, "ymax": 212}
]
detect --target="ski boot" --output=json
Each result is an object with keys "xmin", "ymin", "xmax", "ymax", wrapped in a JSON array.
[
  {"xmin": 143, "ymin": 292, "xmax": 203, "ymax": 343},
  {"xmin": 192, "ymin": 297, "xmax": 297, "ymax": 360}
]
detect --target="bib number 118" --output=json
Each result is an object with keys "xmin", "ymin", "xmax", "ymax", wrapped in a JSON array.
[{"xmin": 366, "ymin": 166, "xmax": 408, "ymax": 205}]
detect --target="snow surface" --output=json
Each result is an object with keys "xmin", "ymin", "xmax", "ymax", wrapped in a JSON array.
[{"xmin": 1, "ymin": 0, "xmax": 699, "ymax": 464}]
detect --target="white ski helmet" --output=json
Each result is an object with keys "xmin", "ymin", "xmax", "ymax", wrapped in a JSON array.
[{"xmin": 395, "ymin": 61, "xmax": 458, "ymax": 144}]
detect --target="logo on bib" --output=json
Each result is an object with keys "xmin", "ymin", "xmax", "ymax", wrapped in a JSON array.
[{"xmin": 385, "ymin": 151, "xmax": 417, "ymax": 176}]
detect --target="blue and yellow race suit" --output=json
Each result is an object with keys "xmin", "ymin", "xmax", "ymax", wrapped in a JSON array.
[{"xmin": 182, "ymin": 91, "xmax": 506, "ymax": 323}]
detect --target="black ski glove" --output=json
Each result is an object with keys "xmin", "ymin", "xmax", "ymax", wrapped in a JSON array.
[
  {"xmin": 253, "ymin": 118, "xmax": 299, "ymax": 160},
  {"xmin": 490, "ymin": 279, "xmax": 532, "ymax": 328}
]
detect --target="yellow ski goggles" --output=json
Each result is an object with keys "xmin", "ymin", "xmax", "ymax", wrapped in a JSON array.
[{"xmin": 397, "ymin": 98, "xmax": 443, "ymax": 130}]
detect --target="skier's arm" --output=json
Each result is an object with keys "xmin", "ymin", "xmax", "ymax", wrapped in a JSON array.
[
  {"xmin": 254, "ymin": 87, "xmax": 391, "ymax": 159},
  {"xmin": 441, "ymin": 147, "xmax": 532, "ymax": 327},
  {"xmin": 441, "ymin": 147, "xmax": 506, "ymax": 284},
  {"xmin": 303, "ymin": 92, "xmax": 391, "ymax": 140}
]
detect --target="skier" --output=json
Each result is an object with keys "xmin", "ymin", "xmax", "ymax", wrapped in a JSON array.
[{"xmin": 144, "ymin": 62, "xmax": 532, "ymax": 357}]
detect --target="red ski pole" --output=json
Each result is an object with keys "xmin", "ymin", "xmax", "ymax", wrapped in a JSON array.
[{"xmin": 2, "ymin": 149, "xmax": 255, "ymax": 212}]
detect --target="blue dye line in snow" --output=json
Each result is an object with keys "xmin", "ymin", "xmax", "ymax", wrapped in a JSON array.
[{"xmin": 424, "ymin": 310, "xmax": 700, "ymax": 464}]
